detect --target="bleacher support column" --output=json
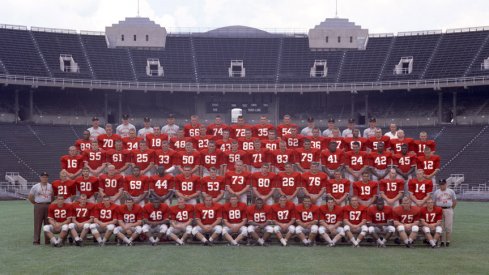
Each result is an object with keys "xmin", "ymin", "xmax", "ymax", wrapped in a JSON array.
[
  {"xmin": 104, "ymin": 92, "xmax": 108, "ymax": 123},
  {"xmin": 438, "ymin": 91, "xmax": 443, "ymax": 124},
  {"xmin": 14, "ymin": 89, "xmax": 19, "ymax": 124},
  {"xmin": 452, "ymin": 91, "xmax": 457, "ymax": 125},
  {"xmin": 29, "ymin": 89, "xmax": 34, "ymax": 122},
  {"xmin": 364, "ymin": 94, "xmax": 369, "ymax": 123},
  {"xmin": 350, "ymin": 93, "xmax": 355, "ymax": 119},
  {"xmin": 118, "ymin": 92, "xmax": 122, "ymax": 122}
]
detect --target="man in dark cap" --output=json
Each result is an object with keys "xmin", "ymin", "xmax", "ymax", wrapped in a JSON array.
[
  {"xmin": 28, "ymin": 172, "xmax": 53, "ymax": 245},
  {"xmin": 342, "ymin": 118, "xmax": 356, "ymax": 138},
  {"xmin": 300, "ymin": 117, "xmax": 317, "ymax": 137},
  {"xmin": 138, "ymin": 117, "xmax": 154, "ymax": 138},
  {"xmin": 433, "ymin": 179, "xmax": 457, "ymax": 246},
  {"xmin": 363, "ymin": 118, "xmax": 379, "ymax": 138},
  {"xmin": 116, "ymin": 114, "xmax": 136, "ymax": 138},
  {"xmin": 87, "ymin": 117, "xmax": 106, "ymax": 142},
  {"xmin": 322, "ymin": 118, "xmax": 336, "ymax": 137}
]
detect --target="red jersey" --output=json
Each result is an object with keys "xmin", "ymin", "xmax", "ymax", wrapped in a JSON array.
[
  {"xmin": 369, "ymin": 151, "xmax": 393, "ymax": 170},
  {"xmin": 52, "ymin": 179, "xmax": 76, "ymax": 199},
  {"xmin": 97, "ymin": 134, "xmax": 122, "ymax": 150},
  {"xmin": 122, "ymin": 137, "xmax": 142, "ymax": 151},
  {"xmin": 247, "ymin": 204, "xmax": 272, "ymax": 224},
  {"xmin": 393, "ymin": 206, "xmax": 420, "ymax": 224},
  {"xmin": 216, "ymin": 138, "xmax": 234, "ymax": 152},
  {"xmin": 143, "ymin": 203, "xmax": 170, "ymax": 222},
  {"xmin": 301, "ymin": 171, "xmax": 328, "ymax": 195},
  {"xmin": 60, "ymin": 154, "xmax": 84, "ymax": 174},
  {"xmin": 154, "ymin": 149, "xmax": 176, "ymax": 170},
  {"xmin": 392, "ymin": 153, "xmax": 417, "ymax": 173},
  {"xmin": 225, "ymin": 171, "xmax": 251, "ymax": 193},
  {"xmin": 353, "ymin": 181, "xmax": 379, "ymax": 201},
  {"xmin": 248, "ymin": 148, "xmax": 268, "ymax": 169},
  {"xmin": 200, "ymin": 176, "xmax": 225, "ymax": 198},
  {"xmin": 145, "ymin": 133, "xmax": 169, "ymax": 150},
  {"xmin": 319, "ymin": 204, "xmax": 343, "ymax": 225},
  {"xmin": 263, "ymin": 139, "xmax": 280, "ymax": 151},
  {"xmin": 320, "ymin": 149, "xmax": 344, "ymax": 171},
  {"xmin": 83, "ymin": 149, "xmax": 106, "ymax": 170},
  {"xmin": 169, "ymin": 136, "xmax": 193, "ymax": 152},
  {"xmin": 283, "ymin": 134, "xmax": 304, "ymax": 149},
  {"xmin": 253, "ymin": 124, "xmax": 274, "ymax": 139},
  {"xmin": 169, "ymin": 204, "xmax": 194, "ymax": 222},
  {"xmin": 237, "ymin": 137, "xmax": 255, "ymax": 151},
  {"xmin": 99, "ymin": 174, "xmax": 124, "ymax": 196},
  {"xmin": 390, "ymin": 138, "xmax": 414, "ymax": 154},
  {"xmin": 416, "ymin": 155, "xmax": 441, "ymax": 176},
  {"xmin": 223, "ymin": 202, "xmax": 248, "ymax": 223},
  {"xmin": 149, "ymin": 174, "xmax": 174, "ymax": 197},
  {"xmin": 74, "ymin": 176, "xmax": 99, "ymax": 199},
  {"xmin": 106, "ymin": 149, "xmax": 130, "ymax": 170},
  {"xmin": 183, "ymin": 123, "xmax": 201, "ymax": 137},
  {"xmin": 176, "ymin": 151, "xmax": 201, "ymax": 168},
  {"xmin": 207, "ymin": 123, "xmax": 229, "ymax": 138},
  {"xmin": 229, "ymin": 124, "xmax": 252, "ymax": 139},
  {"xmin": 223, "ymin": 150, "xmax": 248, "ymax": 171},
  {"xmin": 276, "ymin": 172, "xmax": 302, "ymax": 196},
  {"xmin": 420, "ymin": 206, "xmax": 443, "ymax": 224},
  {"xmin": 379, "ymin": 178, "xmax": 405, "ymax": 199},
  {"xmin": 412, "ymin": 140, "xmax": 436, "ymax": 156},
  {"xmin": 408, "ymin": 178, "xmax": 433, "ymax": 200},
  {"xmin": 94, "ymin": 202, "xmax": 119, "ymax": 223},
  {"xmin": 75, "ymin": 139, "xmax": 91, "ymax": 152},
  {"xmin": 295, "ymin": 204, "xmax": 320, "ymax": 223},
  {"xmin": 251, "ymin": 172, "xmax": 276, "ymax": 196},
  {"xmin": 343, "ymin": 204, "xmax": 367, "ymax": 225},
  {"xmin": 195, "ymin": 203, "xmax": 223, "ymax": 225},
  {"xmin": 294, "ymin": 148, "xmax": 320, "ymax": 169},
  {"xmin": 71, "ymin": 202, "xmax": 95, "ymax": 223},
  {"xmin": 343, "ymin": 137, "xmax": 368, "ymax": 151},
  {"xmin": 269, "ymin": 149, "xmax": 295, "ymax": 171},
  {"xmin": 367, "ymin": 205, "xmax": 393, "ymax": 224},
  {"xmin": 117, "ymin": 204, "xmax": 143, "ymax": 223},
  {"xmin": 48, "ymin": 203, "xmax": 73, "ymax": 223},
  {"xmin": 367, "ymin": 136, "xmax": 391, "ymax": 151},
  {"xmin": 174, "ymin": 174, "xmax": 201, "ymax": 196},
  {"xmin": 330, "ymin": 137, "xmax": 346, "ymax": 150},
  {"xmin": 131, "ymin": 149, "xmax": 155, "ymax": 170},
  {"xmin": 276, "ymin": 123, "xmax": 298, "ymax": 137},
  {"xmin": 199, "ymin": 149, "xmax": 223, "ymax": 170},
  {"xmin": 193, "ymin": 135, "xmax": 214, "ymax": 150},
  {"xmin": 309, "ymin": 136, "xmax": 327, "ymax": 150},
  {"xmin": 271, "ymin": 201, "xmax": 296, "ymax": 223},
  {"xmin": 326, "ymin": 179, "xmax": 350, "ymax": 200},
  {"xmin": 123, "ymin": 175, "xmax": 149, "ymax": 197},
  {"xmin": 344, "ymin": 151, "xmax": 369, "ymax": 171}
]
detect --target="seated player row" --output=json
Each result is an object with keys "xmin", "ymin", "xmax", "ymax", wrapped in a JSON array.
[
  {"xmin": 53, "ymin": 161, "xmax": 434, "ymax": 209},
  {"xmin": 44, "ymin": 193, "xmax": 443, "ymax": 248}
]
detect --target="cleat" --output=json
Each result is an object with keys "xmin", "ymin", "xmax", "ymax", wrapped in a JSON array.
[
  {"xmin": 126, "ymin": 242, "xmax": 134, "ymax": 246},
  {"xmin": 280, "ymin": 239, "xmax": 287, "ymax": 247},
  {"xmin": 394, "ymin": 238, "xmax": 401, "ymax": 245},
  {"xmin": 75, "ymin": 240, "xmax": 82, "ymax": 247},
  {"xmin": 328, "ymin": 242, "xmax": 335, "ymax": 247},
  {"xmin": 203, "ymin": 241, "xmax": 210, "ymax": 246},
  {"xmin": 446, "ymin": 242, "xmax": 450, "ymax": 247}
]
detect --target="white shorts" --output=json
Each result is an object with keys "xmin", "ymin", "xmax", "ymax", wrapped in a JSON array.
[
  {"xmin": 142, "ymin": 224, "xmax": 168, "ymax": 234},
  {"xmin": 192, "ymin": 225, "xmax": 223, "ymax": 235},
  {"xmin": 318, "ymin": 225, "xmax": 344, "ymax": 236},
  {"xmin": 295, "ymin": 225, "xmax": 319, "ymax": 235},
  {"xmin": 222, "ymin": 225, "xmax": 248, "ymax": 236},
  {"xmin": 90, "ymin": 223, "xmax": 115, "ymax": 233},
  {"xmin": 68, "ymin": 222, "xmax": 91, "ymax": 232},
  {"xmin": 368, "ymin": 225, "xmax": 395, "ymax": 234},
  {"xmin": 44, "ymin": 224, "xmax": 69, "ymax": 233},
  {"xmin": 114, "ymin": 225, "xmax": 142, "ymax": 235},
  {"xmin": 422, "ymin": 225, "xmax": 443, "ymax": 234},
  {"xmin": 167, "ymin": 225, "xmax": 193, "ymax": 236},
  {"xmin": 272, "ymin": 225, "xmax": 296, "ymax": 234}
]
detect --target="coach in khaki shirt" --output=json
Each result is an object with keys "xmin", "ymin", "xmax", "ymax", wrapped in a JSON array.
[
  {"xmin": 28, "ymin": 172, "xmax": 53, "ymax": 245},
  {"xmin": 433, "ymin": 179, "xmax": 457, "ymax": 246}
]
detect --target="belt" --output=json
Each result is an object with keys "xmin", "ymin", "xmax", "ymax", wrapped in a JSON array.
[
  {"xmin": 441, "ymin": 206, "xmax": 452, "ymax": 209},
  {"xmin": 35, "ymin": 202, "xmax": 51, "ymax": 205}
]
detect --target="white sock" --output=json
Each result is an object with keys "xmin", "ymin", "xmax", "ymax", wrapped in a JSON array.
[
  {"xmin": 155, "ymin": 237, "xmax": 159, "ymax": 243},
  {"xmin": 209, "ymin": 237, "xmax": 213, "ymax": 242},
  {"xmin": 258, "ymin": 238, "xmax": 264, "ymax": 245},
  {"xmin": 50, "ymin": 237, "xmax": 57, "ymax": 244},
  {"xmin": 201, "ymin": 238, "xmax": 208, "ymax": 243},
  {"xmin": 177, "ymin": 239, "xmax": 184, "ymax": 245},
  {"xmin": 429, "ymin": 240, "xmax": 436, "ymax": 246},
  {"xmin": 123, "ymin": 236, "xmax": 130, "ymax": 244},
  {"xmin": 408, "ymin": 238, "xmax": 413, "ymax": 243},
  {"xmin": 231, "ymin": 240, "xmax": 238, "ymax": 245},
  {"xmin": 97, "ymin": 237, "xmax": 103, "ymax": 243},
  {"xmin": 303, "ymin": 239, "xmax": 309, "ymax": 244},
  {"xmin": 149, "ymin": 237, "xmax": 155, "ymax": 243}
]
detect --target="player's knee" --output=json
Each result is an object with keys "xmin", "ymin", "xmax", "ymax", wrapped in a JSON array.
[
  {"xmin": 318, "ymin": 226, "xmax": 326, "ymax": 235},
  {"xmin": 247, "ymin": 225, "xmax": 255, "ymax": 233},
  {"xmin": 61, "ymin": 224, "xmax": 69, "ymax": 232},
  {"xmin": 68, "ymin": 223, "xmax": 76, "ymax": 230},
  {"xmin": 423, "ymin": 226, "xmax": 431, "ymax": 234},
  {"xmin": 435, "ymin": 226, "xmax": 443, "ymax": 234},
  {"xmin": 387, "ymin": 226, "xmax": 395, "ymax": 233},
  {"xmin": 265, "ymin": 226, "xmax": 273, "ymax": 234},
  {"xmin": 43, "ymin": 225, "xmax": 52, "ymax": 233},
  {"xmin": 114, "ymin": 226, "xmax": 122, "ymax": 234},
  {"xmin": 240, "ymin": 227, "xmax": 248, "ymax": 237},
  {"xmin": 185, "ymin": 225, "xmax": 192, "ymax": 235},
  {"xmin": 107, "ymin": 224, "xmax": 115, "ymax": 231},
  {"xmin": 191, "ymin": 226, "xmax": 200, "ymax": 236},
  {"xmin": 214, "ymin": 225, "xmax": 223, "ymax": 235},
  {"xmin": 135, "ymin": 226, "xmax": 143, "ymax": 234},
  {"xmin": 311, "ymin": 225, "xmax": 318, "ymax": 234},
  {"xmin": 287, "ymin": 225, "xmax": 295, "ymax": 234},
  {"xmin": 397, "ymin": 225, "xmax": 405, "ymax": 232},
  {"xmin": 273, "ymin": 226, "xmax": 280, "ymax": 234},
  {"xmin": 160, "ymin": 224, "xmax": 168, "ymax": 234},
  {"xmin": 343, "ymin": 225, "xmax": 351, "ymax": 232},
  {"xmin": 142, "ymin": 224, "xmax": 150, "ymax": 233},
  {"xmin": 295, "ymin": 226, "xmax": 303, "ymax": 234},
  {"xmin": 337, "ymin": 227, "xmax": 345, "ymax": 236},
  {"xmin": 90, "ymin": 223, "xmax": 98, "ymax": 230},
  {"xmin": 222, "ymin": 227, "xmax": 230, "ymax": 236},
  {"xmin": 411, "ymin": 225, "xmax": 419, "ymax": 233},
  {"xmin": 361, "ymin": 225, "xmax": 368, "ymax": 233},
  {"xmin": 83, "ymin": 223, "xmax": 91, "ymax": 230},
  {"xmin": 166, "ymin": 227, "xmax": 174, "ymax": 236}
]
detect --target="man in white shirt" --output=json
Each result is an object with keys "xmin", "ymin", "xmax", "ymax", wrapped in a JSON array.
[
  {"xmin": 116, "ymin": 114, "xmax": 136, "ymax": 138},
  {"xmin": 433, "ymin": 179, "xmax": 457, "ymax": 247},
  {"xmin": 322, "ymin": 118, "xmax": 336, "ymax": 137},
  {"xmin": 363, "ymin": 118, "xmax": 380, "ymax": 138},
  {"xmin": 138, "ymin": 117, "xmax": 154, "ymax": 138},
  {"xmin": 87, "ymin": 117, "xmax": 106, "ymax": 142},
  {"xmin": 301, "ymin": 117, "xmax": 317, "ymax": 137},
  {"xmin": 384, "ymin": 123, "xmax": 398, "ymax": 139},
  {"xmin": 342, "ymin": 118, "xmax": 356, "ymax": 138},
  {"xmin": 161, "ymin": 114, "xmax": 179, "ymax": 138},
  {"xmin": 28, "ymin": 172, "xmax": 53, "ymax": 245}
]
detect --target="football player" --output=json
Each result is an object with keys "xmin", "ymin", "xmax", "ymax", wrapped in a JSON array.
[
  {"xmin": 131, "ymin": 140, "xmax": 155, "ymax": 176},
  {"xmin": 145, "ymin": 126, "xmax": 168, "ymax": 150},
  {"xmin": 60, "ymin": 146, "xmax": 84, "ymax": 179},
  {"xmin": 420, "ymin": 197, "xmax": 443, "ymax": 248},
  {"xmin": 326, "ymin": 170, "xmax": 350, "ymax": 206},
  {"xmin": 321, "ymin": 141, "xmax": 344, "ymax": 178},
  {"xmin": 222, "ymin": 194, "xmax": 248, "ymax": 246},
  {"xmin": 69, "ymin": 194, "xmax": 94, "ymax": 246},
  {"xmin": 368, "ymin": 142, "xmax": 392, "ymax": 181},
  {"xmin": 122, "ymin": 128, "xmax": 142, "ymax": 151},
  {"xmin": 251, "ymin": 163, "xmax": 276, "ymax": 205},
  {"xmin": 248, "ymin": 139, "xmax": 268, "ymax": 173},
  {"xmin": 83, "ymin": 141, "xmax": 107, "ymax": 176},
  {"xmin": 176, "ymin": 142, "xmax": 200, "ymax": 175},
  {"xmin": 224, "ymin": 160, "xmax": 251, "ymax": 203},
  {"xmin": 199, "ymin": 140, "xmax": 223, "ymax": 176},
  {"xmin": 269, "ymin": 140, "xmax": 295, "ymax": 172},
  {"xmin": 408, "ymin": 169, "xmax": 433, "ymax": 207},
  {"xmin": 393, "ymin": 197, "xmax": 420, "ymax": 248},
  {"xmin": 207, "ymin": 115, "xmax": 228, "ymax": 138},
  {"xmin": 74, "ymin": 167, "xmax": 99, "ymax": 202},
  {"xmin": 98, "ymin": 165, "xmax": 124, "ymax": 204},
  {"xmin": 174, "ymin": 166, "xmax": 201, "ymax": 204},
  {"xmin": 97, "ymin": 123, "xmax": 121, "ymax": 151},
  {"xmin": 247, "ymin": 198, "xmax": 273, "ymax": 246},
  {"xmin": 123, "ymin": 166, "xmax": 149, "ymax": 206},
  {"xmin": 283, "ymin": 127, "xmax": 303, "ymax": 149},
  {"xmin": 75, "ymin": 130, "xmax": 92, "ymax": 152},
  {"xmin": 142, "ymin": 196, "xmax": 170, "ymax": 246},
  {"xmin": 352, "ymin": 171, "xmax": 379, "ymax": 207},
  {"xmin": 301, "ymin": 162, "xmax": 327, "ymax": 206},
  {"xmin": 90, "ymin": 195, "xmax": 118, "ymax": 246},
  {"xmin": 167, "ymin": 197, "xmax": 194, "ymax": 245},
  {"xmin": 318, "ymin": 196, "xmax": 345, "ymax": 246},
  {"xmin": 412, "ymin": 131, "xmax": 436, "ymax": 156},
  {"xmin": 367, "ymin": 197, "xmax": 395, "ymax": 247},
  {"xmin": 200, "ymin": 167, "xmax": 225, "ymax": 203},
  {"xmin": 44, "ymin": 195, "xmax": 72, "ymax": 247},
  {"xmin": 276, "ymin": 163, "xmax": 302, "ymax": 204},
  {"xmin": 222, "ymin": 140, "xmax": 248, "ymax": 172},
  {"xmin": 392, "ymin": 143, "xmax": 417, "ymax": 180},
  {"xmin": 114, "ymin": 197, "xmax": 143, "ymax": 246},
  {"xmin": 183, "ymin": 115, "xmax": 201, "ymax": 137},
  {"xmin": 52, "ymin": 170, "xmax": 76, "ymax": 203},
  {"xmin": 343, "ymin": 196, "xmax": 368, "ymax": 247},
  {"xmin": 379, "ymin": 168, "xmax": 405, "ymax": 207},
  {"xmin": 294, "ymin": 196, "xmax": 320, "ymax": 246},
  {"xmin": 105, "ymin": 140, "xmax": 131, "ymax": 175},
  {"xmin": 253, "ymin": 115, "xmax": 274, "ymax": 140},
  {"xmin": 154, "ymin": 140, "xmax": 177, "ymax": 175},
  {"xmin": 416, "ymin": 147, "xmax": 440, "ymax": 186},
  {"xmin": 295, "ymin": 139, "xmax": 320, "ymax": 172},
  {"xmin": 344, "ymin": 141, "xmax": 369, "ymax": 183},
  {"xmin": 193, "ymin": 195, "xmax": 223, "ymax": 245},
  {"xmin": 270, "ymin": 195, "xmax": 297, "ymax": 246},
  {"xmin": 148, "ymin": 168, "xmax": 174, "ymax": 205},
  {"xmin": 276, "ymin": 114, "xmax": 297, "ymax": 138}
]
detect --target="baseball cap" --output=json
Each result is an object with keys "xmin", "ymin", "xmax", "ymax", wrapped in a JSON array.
[
  {"xmin": 143, "ymin": 117, "xmax": 151, "ymax": 122},
  {"xmin": 348, "ymin": 118, "xmax": 355, "ymax": 123},
  {"xmin": 40, "ymin": 172, "xmax": 49, "ymax": 177},
  {"xmin": 122, "ymin": 114, "xmax": 129, "ymax": 120},
  {"xmin": 328, "ymin": 118, "xmax": 335, "ymax": 123},
  {"xmin": 168, "ymin": 114, "xmax": 175, "ymax": 118},
  {"xmin": 307, "ymin": 117, "xmax": 314, "ymax": 123},
  {"xmin": 91, "ymin": 117, "xmax": 99, "ymax": 121},
  {"xmin": 369, "ymin": 117, "xmax": 377, "ymax": 122},
  {"xmin": 438, "ymin": 179, "xmax": 447, "ymax": 185}
]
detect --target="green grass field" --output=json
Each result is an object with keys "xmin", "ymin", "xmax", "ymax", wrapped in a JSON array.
[{"xmin": 1, "ymin": 201, "xmax": 488, "ymax": 275}]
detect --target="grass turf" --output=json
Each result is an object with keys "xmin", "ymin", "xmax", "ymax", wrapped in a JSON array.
[{"xmin": 1, "ymin": 200, "xmax": 488, "ymax": 275}]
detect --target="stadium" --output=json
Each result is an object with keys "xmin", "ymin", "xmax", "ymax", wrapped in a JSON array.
[{"xmin": 0, "ymin": 1, "xmax": 489, "ymax": 274}]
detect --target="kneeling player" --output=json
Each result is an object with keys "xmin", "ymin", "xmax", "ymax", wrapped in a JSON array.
[
  {"xmin": 69, "ymin": 194, "xmax": 95, "ymax": 246},
  {"xmin": 367, "ymin": 197, "xmax": 395, "ymax": 248},
  {"xmin": 167, "ymin": 198, "xmax": 194, "ymax": 245},
  {"xmin": 270, "ymin": 195, "xmax": 297, "ymax": 246},
  {"xmin": 318, "ymin": 197, "xmax": 345, "ymax": 246},
  {"xmin": 420, "ymin": 198, "xmax": 443, "ymax": 248},
  {"xmin": 393, "ymin": 197, "xmax": 420, "ymax": 248},
  {"xmin": 114, "ymin": 197, "xmax": 143, "ymax": 246},
  {"xmin": 142, "ymin": 196, "xmax": 170, "ymax": 245},
  {"xmin": 222, "ymin": 194, "xmax": 248, "ymax": 246},
  {"xmin": 247, "ymin": 198, "xmax": 273, "ymax": 246},
  {"xmin": 90, "ymin": 195, "xmax": 119, "ymax": 246},
  {"xmin": 295, "ymin": 196, "xmax": 320, "ymax": 246},
  {"xmin": 343, "ymin": 196, "xmax": 368, "ymax": 247},
  {"xmin": 193, "ymin": 195, "xmax": 223, "ymax": 245},
  {"xmin": 44, "ymin": 195, "xmax": 73, "ymax": 247}
]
